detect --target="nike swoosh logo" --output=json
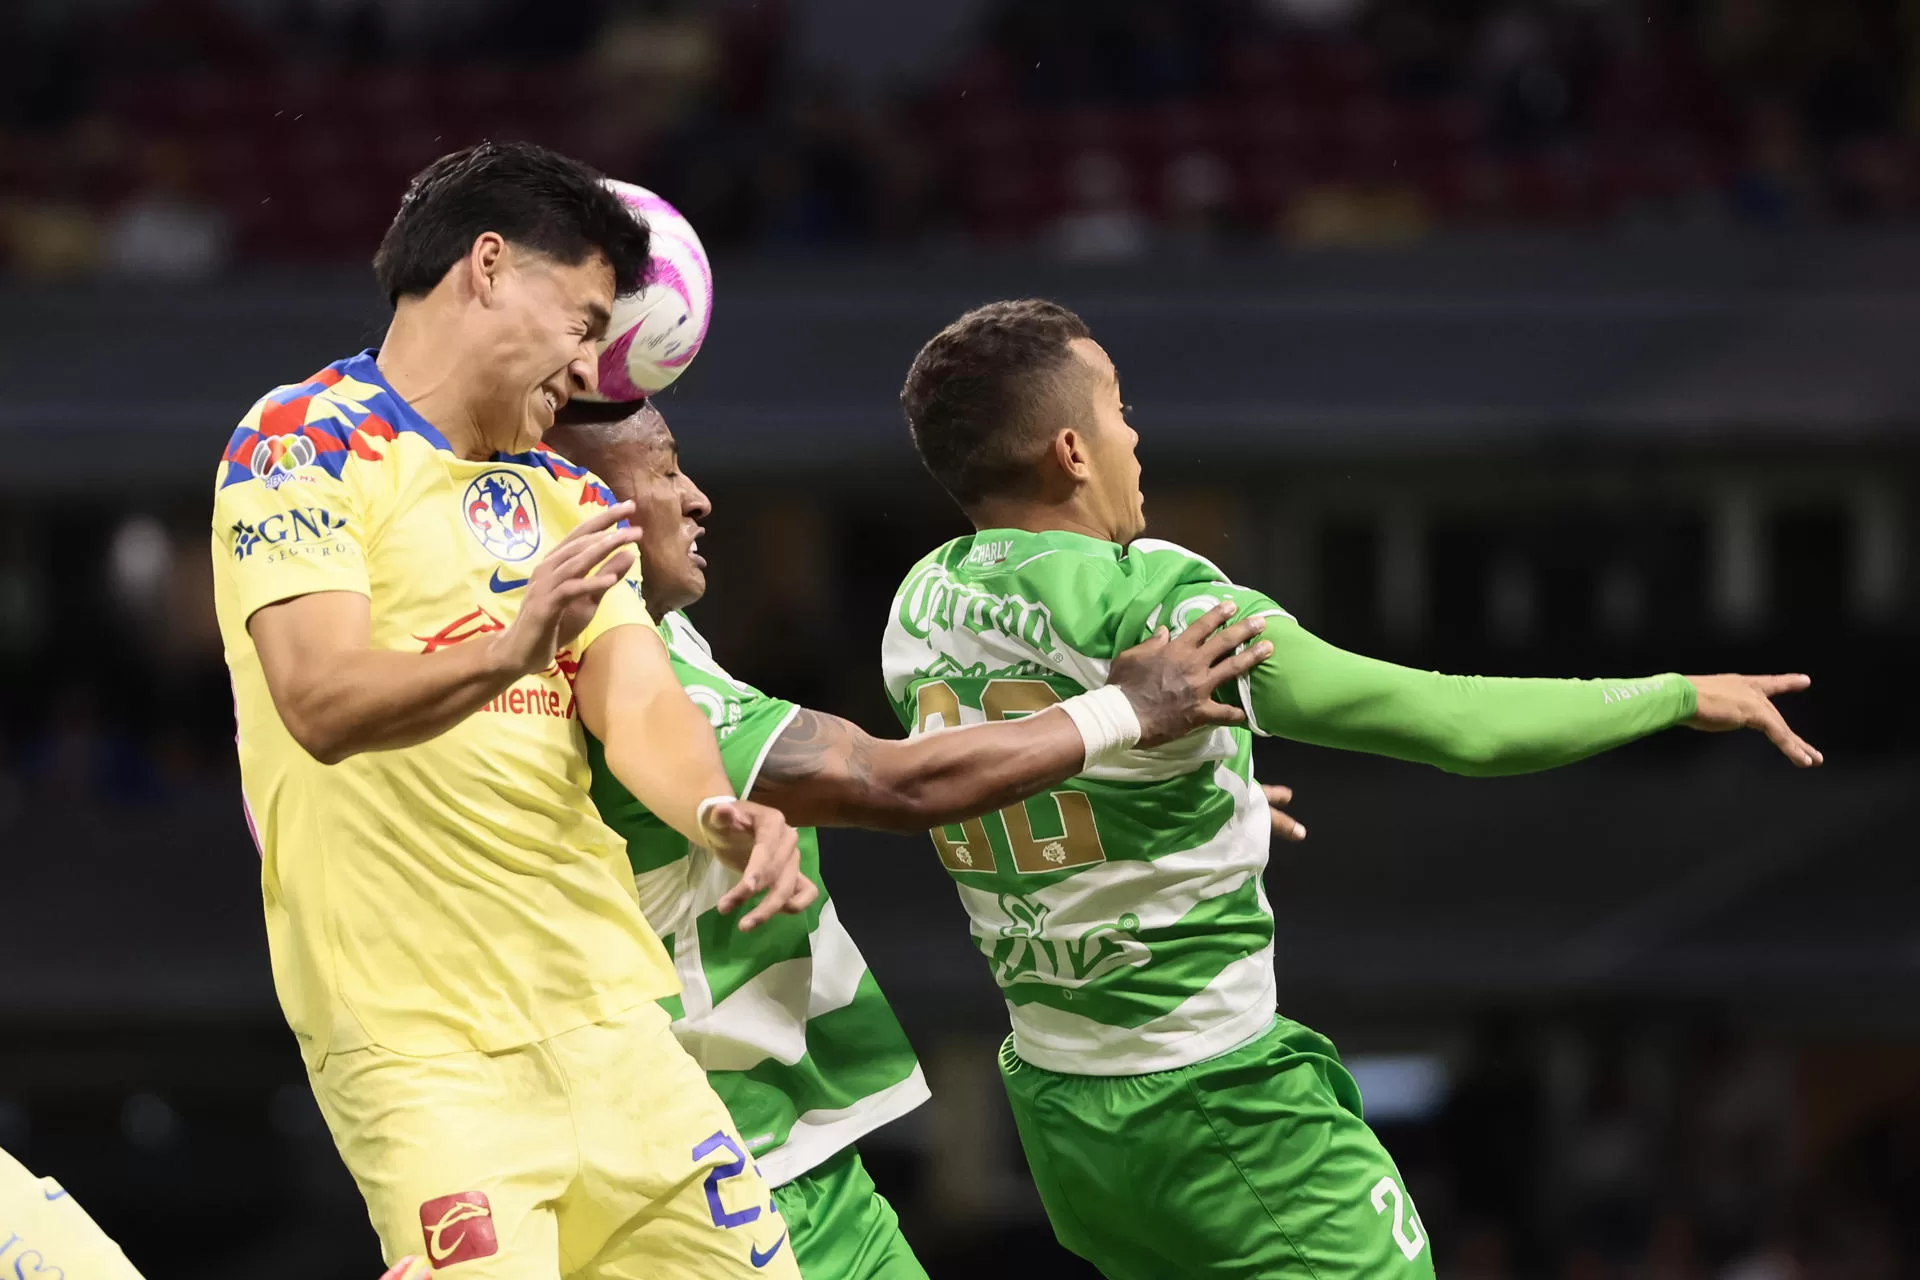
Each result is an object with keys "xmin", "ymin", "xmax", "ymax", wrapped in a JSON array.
[
  {"xmin": 44, "ymin": 1186, "xmax": 67, "ymax": 1201},
  {"xmin": 750, "ymin": 1230, "xmax": 788, "ymax": 1269},
  {"xmin": 488, "ymin": 568, "xmax": 530, "ymax": 593}
]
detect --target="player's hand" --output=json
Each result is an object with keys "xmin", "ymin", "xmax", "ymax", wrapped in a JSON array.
[
  {"xmin": 496, "ymin": 501, "xmax": 644, "ymax": 677},
  {"xmin": 1262, "ymin": 784, "xmax": 1307, "ymax": 842},
  {"xmin": 379, "ymin": 1258, "xmax": 431, "ymax": 1280},
  {"xmin": 1109, "ymin": 601, "xmax": 1275, "ymax": 748},
  {"xmin": 1684, "ymin": 674, "xmax": 1823, "ymax": 767},
  {"xmin": 706, "ymin": 798, "xmax": 818, "ymax": 930}
]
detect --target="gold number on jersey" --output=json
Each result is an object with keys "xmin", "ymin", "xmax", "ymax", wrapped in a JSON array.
[
  {"xmin": 914, "ymin": 681, "xmax": 997, "ymax": 873},
  {"xmin": 913, "ymin": 679, "xmax": 1109, "ymax": 876}
]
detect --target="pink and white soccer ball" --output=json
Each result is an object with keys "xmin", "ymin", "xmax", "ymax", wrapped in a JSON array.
[{"xmin": 590, "ymin": 180, "xmax": 712, "ymax": 401}]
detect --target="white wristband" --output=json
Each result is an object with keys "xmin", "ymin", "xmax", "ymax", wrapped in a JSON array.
[
  {"xmin": 1057, "ymin": 685, "xmax": 1142, "ymax": 767},
  {"xmin": 695, "ymin": 794, "xmax": 735, "ymax": 835}
]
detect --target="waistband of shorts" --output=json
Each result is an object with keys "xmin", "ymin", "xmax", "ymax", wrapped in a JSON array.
[{"xmin": 998, "ymin": 1014, "xmax": 1290, "ymax": 1083}]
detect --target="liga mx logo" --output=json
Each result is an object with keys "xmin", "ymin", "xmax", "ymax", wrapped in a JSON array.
[
  {"xmin": 249, "ymin": 433, "xmax": 315, "ymax": 490},
  {"xmin": 464, "ymin": 469, "xmax": 541, "ymax": 562}
]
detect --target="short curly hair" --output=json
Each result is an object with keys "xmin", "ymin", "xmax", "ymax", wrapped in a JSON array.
[
  {"xmin": 900, "ymin": 299, "xmax": 1093, "ymax": 508},
  {"xmin": 373, "ymin": 141, "xmax": 652, "ymax": 306}
]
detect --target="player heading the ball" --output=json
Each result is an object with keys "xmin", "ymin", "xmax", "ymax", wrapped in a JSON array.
[
  {"xmin": 884, "ymin": 298, "xmax": 1819, "ymax": 1280},
  {"xmin": 210, "ymin": 141, "xmax": 805, "ymax": 1279}
]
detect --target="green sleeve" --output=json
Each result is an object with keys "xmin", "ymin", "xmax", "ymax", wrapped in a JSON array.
[{"xmin": 1244, "ymin": 617, "xmax": 1698, "ymax": 776}]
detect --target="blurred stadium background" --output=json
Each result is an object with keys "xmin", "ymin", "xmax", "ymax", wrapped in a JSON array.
[{"xmin": 2, "ymin": 0, "xmax": 1917, "ymax": 1276}]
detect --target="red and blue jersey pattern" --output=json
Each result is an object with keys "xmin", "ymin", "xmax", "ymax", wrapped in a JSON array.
[
  {"xmin": 219, "ymin": 349, "xmax": 617, "ymax": 507},
  {"xmin": 499, "ymin": 443, "xmax": 617, "ymax": 508},
  {"xmin": 219, "ymin": 351, "xmax": 447, "ymax": 489}
]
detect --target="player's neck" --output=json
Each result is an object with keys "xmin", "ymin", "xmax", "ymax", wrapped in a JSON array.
[
  {"xmin": 376, "ymin": 302, "xmax": 495, "ymax": 461},
  {"xmin": 969, "ymin": 498, "xmax": 1120, "ymax": 547}
]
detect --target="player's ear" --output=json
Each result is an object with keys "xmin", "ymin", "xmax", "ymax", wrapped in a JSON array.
[
  {"xmin": 468, "ymin": 232, "xmax": 507, "ymax": 305},
  {"xmin": 1054, "ymin": 427, "xmax": 1092, "ymax": 481}
]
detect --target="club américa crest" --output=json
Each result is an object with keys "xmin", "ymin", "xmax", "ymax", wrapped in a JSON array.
[{"xmin": 463, "ymin": 470, "xmax": 541, "ymax": 562}]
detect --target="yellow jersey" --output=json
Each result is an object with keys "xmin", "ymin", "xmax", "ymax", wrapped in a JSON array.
[{"xmin": 211, "ymin": 350, "xmax": 677, "ymax": 1067}]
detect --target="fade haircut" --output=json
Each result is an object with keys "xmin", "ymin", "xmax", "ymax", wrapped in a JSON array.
[
  {"xmin": 373, "ymin": 141, "xmax": 652, "ymax": 306},
  {"xmin": 900, "ymin": 299, "xmax": 1094, "ymax": 509},
  {"xmin": 545, "ymin": 398, "xmax": 664, "ymax": 481}
]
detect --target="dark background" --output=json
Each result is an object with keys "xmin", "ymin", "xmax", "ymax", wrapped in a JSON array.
[{"xmin": 2, "ymin": 1, "xmax": 1917, "ymax": 1277}]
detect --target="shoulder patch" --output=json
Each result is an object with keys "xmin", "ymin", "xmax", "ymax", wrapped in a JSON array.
[{"xmin": 219, "ymin": 369, "xmax": 408, "ymax": 488}]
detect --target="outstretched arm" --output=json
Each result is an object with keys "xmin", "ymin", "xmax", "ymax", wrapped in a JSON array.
[
  {"xmin": 750, "ymin": 706, "xmax": 1084, "ymax": 833},
  {"xmin": 1242, "ymin": 617, "xmax": 1820, "ymax": 774},
  {"xmin": 755, "ymin": 709, "xmax": 1310, "ymax": 841},
  {"xmin": 754, "ymin": 601, "xmax": 1278, "ymax": 833}
]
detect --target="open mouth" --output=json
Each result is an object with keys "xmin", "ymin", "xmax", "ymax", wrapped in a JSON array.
[{"xmin": 688, "ymin": 528, "xmax": 706, "ymax": 569}]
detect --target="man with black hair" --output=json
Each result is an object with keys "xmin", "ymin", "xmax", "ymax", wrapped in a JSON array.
[
  {"xmin": 543, "ymin": 396, "xmax": 1296, "ymax": 1280},
  {"xmin": 884, "ymin": 298, "xmax": 1822, "ymax": 1280},
  {"xmin": 211, "ymin": 142, "xmax": 810, "ymax": 1279}
]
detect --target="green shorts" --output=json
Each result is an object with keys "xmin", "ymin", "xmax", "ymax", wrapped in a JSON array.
[
  {"xmin": 771, "ymin": 1146, "xmax": 928, "ymax": 1280},
  {"xmin": 999, "ymin": 1017, "xmax": 1436, "ymax": 1280}
]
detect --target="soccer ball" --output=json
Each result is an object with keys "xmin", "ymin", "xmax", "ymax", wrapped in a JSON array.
[{"xmin": 588, "ymin": 180, "xmax": 712, "ymax": 402}]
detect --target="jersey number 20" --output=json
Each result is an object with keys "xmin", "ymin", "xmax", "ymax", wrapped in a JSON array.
[{"xmin": 914, "ymin": 679, "xmax": 1108, "ymax": 876}]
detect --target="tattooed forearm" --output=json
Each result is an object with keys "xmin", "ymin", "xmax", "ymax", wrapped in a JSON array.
[
  {"xmin": 750, "ymin": 708, "xmax": 892, "ymax": 827},
  {"xmin": 760, "ymin": 709, "xmax": 874, "ymax": 790},
  {"xmin": 751, "ymin": 701, "xmax": 1089, "ymax": 835}
]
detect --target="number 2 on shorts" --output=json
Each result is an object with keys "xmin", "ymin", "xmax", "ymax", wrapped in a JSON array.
[
  {"xmin": 1370, "ymin": 1175, "xmax": 1429, "ymax": 1262},
  {"xmin": 693, "ymin": 1131, "xmax": 763, "ymax": 1229}
]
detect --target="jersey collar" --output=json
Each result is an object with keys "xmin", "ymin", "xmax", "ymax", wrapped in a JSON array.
[
  {"xmin": 345, "ymin": 350, "xmax": 610, "ymax": 477},
  {"xmin": 341, "ymin": 350, "xmax": 456, "ymax": 454},
  {"xmin": 969, "ymin": 527, "xmax": 1126, "ymax": 562}
]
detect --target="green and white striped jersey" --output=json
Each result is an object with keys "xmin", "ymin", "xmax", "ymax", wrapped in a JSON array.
[
  {"xmin": 882, "ymin": 529, "xmax": 1293, "ymax": 1077},
  {"xmin": 588, "ymin": 611, "xmax": 928, "ymax": 1186}
]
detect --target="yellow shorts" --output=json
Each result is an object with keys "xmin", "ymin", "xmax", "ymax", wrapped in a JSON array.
[
  {"xmin": 309, "ymin": 1001, "xmax": 798, "ymax": 1280},
  {"xmin": 0, "ymin": 1146, "xmax": 146, "ymax": 1278}
]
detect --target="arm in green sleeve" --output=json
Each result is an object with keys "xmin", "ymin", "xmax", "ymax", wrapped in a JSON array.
[{"xmin": 1244, "ymin": 617, "xmax": 1698, "ymax": 777}]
